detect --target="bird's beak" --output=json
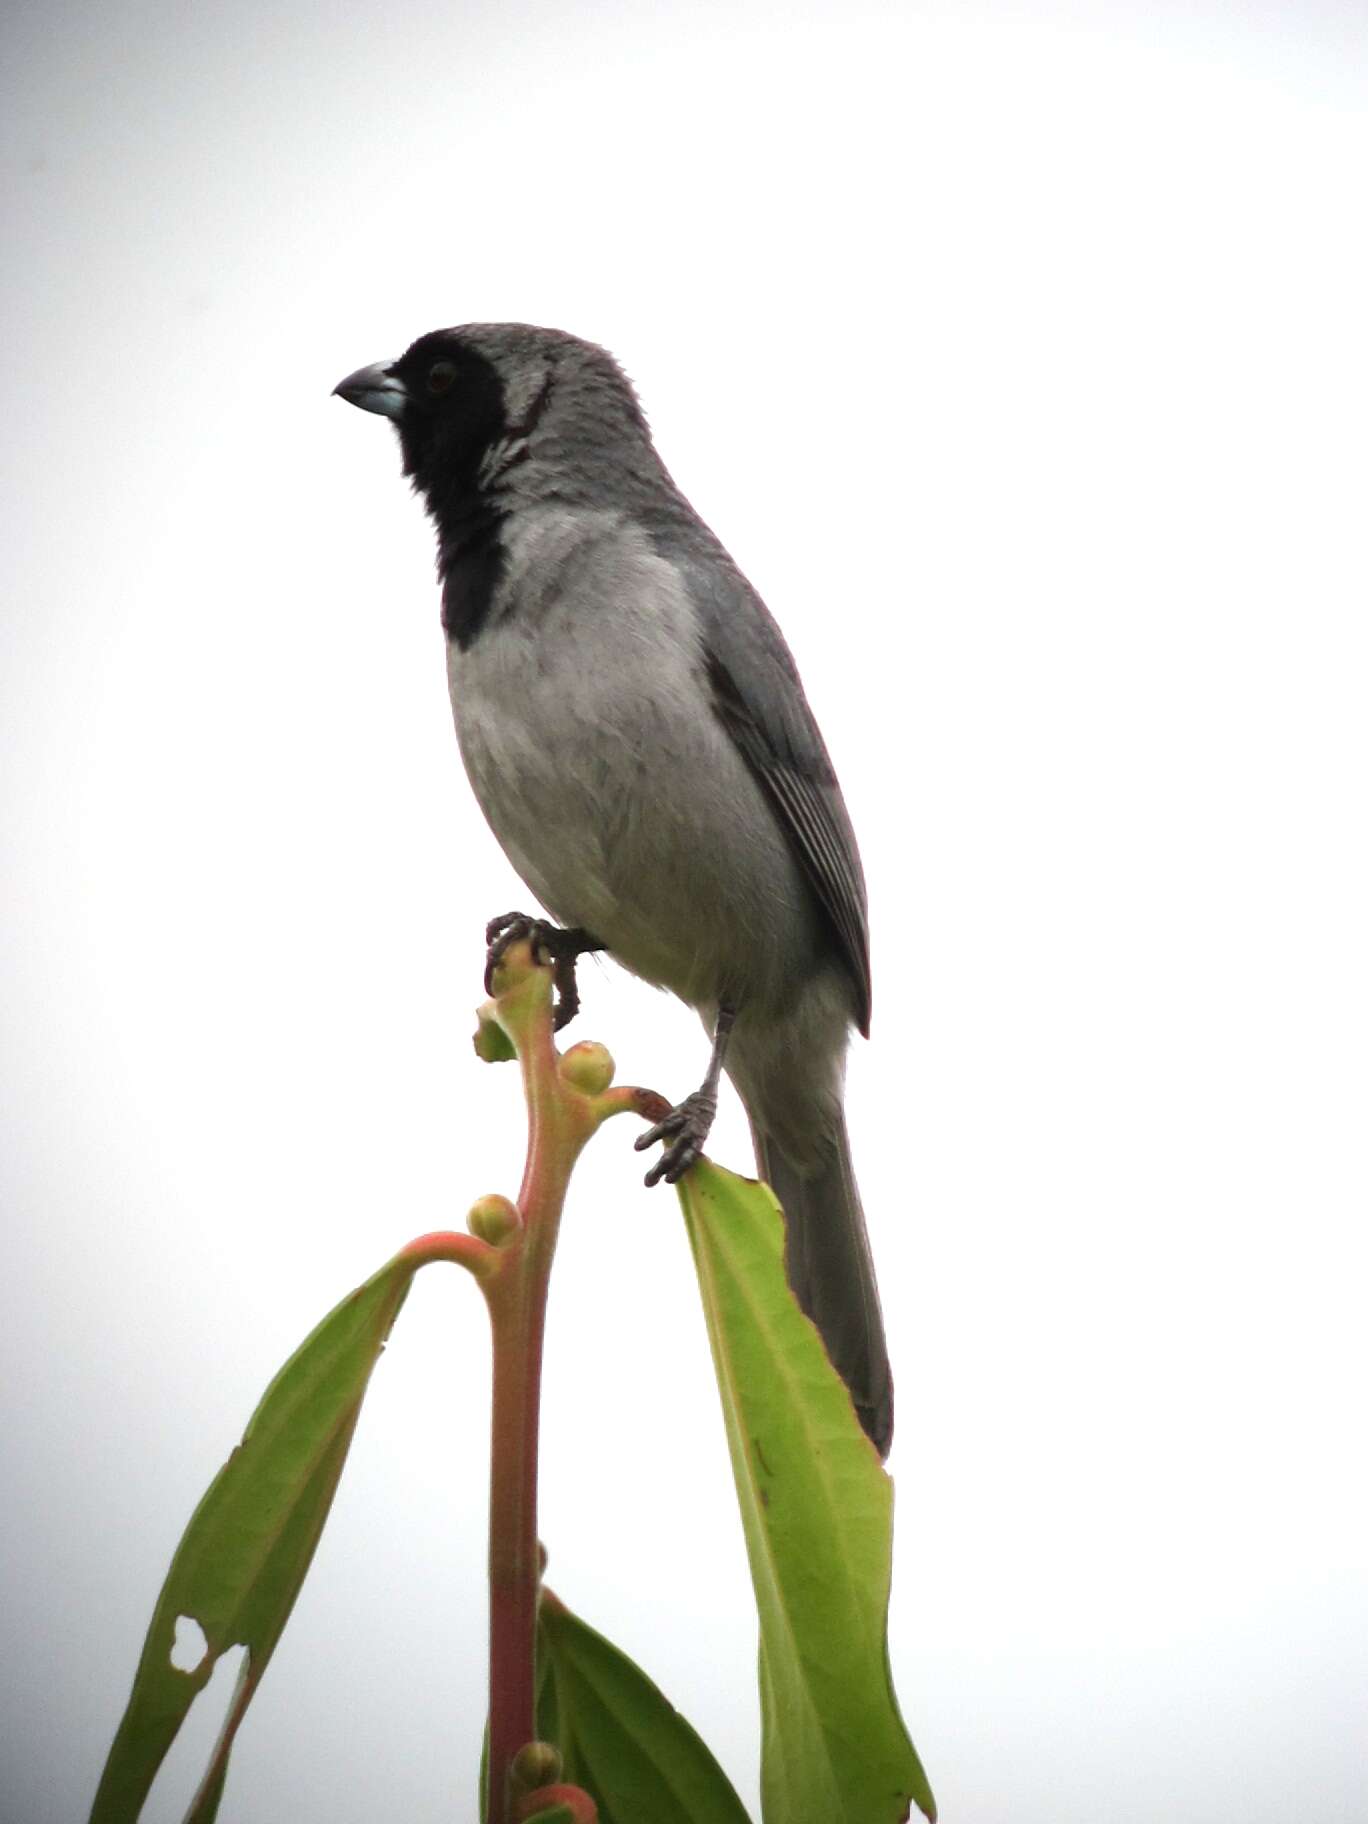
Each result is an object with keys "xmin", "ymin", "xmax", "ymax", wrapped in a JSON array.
[{"xmin": 333, "ymin": 361, "xmax": 407, "ymax": 418}]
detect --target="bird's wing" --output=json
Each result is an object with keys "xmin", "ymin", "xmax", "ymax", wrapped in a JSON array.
[{"xmin": 670, "ymin": 543, "xmax": 872, "ymax": 1034}]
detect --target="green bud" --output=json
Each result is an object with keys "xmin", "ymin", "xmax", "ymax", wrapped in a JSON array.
[
  {"xmin": 467, "ymin": 1194, "xmax": 521, "ymax": 1246},
  {"xmin": 558, "ymin": 1040, "xmax": 615, "ymax": 1095},
  {"xmin": 510, "ymin": 1741, "xmax": 563, "ymax": 1791}
]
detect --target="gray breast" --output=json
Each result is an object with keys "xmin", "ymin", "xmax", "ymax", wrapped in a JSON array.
[{"xmin": 446, "ymin": 506, "xmax": 822, "ymax": 1012}]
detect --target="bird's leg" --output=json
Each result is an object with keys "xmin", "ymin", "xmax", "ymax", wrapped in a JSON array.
[
  {"xmin": 634, "ymin": 1004, "xmax": 736, "ymax": 1187},
  {"xmin": 484, "ymin": 911, "xmax": 606, "ymax": 1032}
]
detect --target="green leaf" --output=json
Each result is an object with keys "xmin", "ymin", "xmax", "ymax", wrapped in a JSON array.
[
  {"xmin": 676, "ymin": 1161, "xmax": 936, "ymax": 1824},
  {"xmin": 90, "ymin": 1254, "xmax": 420, "ymax": 1824},
  {"xmin": 474, "ymin": 1002, "xmax": 518, "ymax": 1063},
  {"xmin": 536, "ymin": 1589, "xmax": 753, "ymax": 1824}
]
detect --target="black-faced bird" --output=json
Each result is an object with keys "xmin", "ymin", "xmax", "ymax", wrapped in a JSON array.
[{"xmin": 335, "ymin": 325, "xmax": 893, "ymax": 1455}]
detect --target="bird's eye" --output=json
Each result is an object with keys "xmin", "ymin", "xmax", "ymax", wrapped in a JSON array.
[{"xmin": 427, "ymin": 360, "xmax": 457, "ymax": 395}]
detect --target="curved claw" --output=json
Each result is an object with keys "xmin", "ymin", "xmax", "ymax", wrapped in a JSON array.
[
  {"xmin": 634, "ymin": 1090, "xmax": 716, "ymax": 1186},
  {"xmin": 484, "ymin": 911, "xmax": 538, "ymax": 995},
  {"xmin": 483, "ymin": 913, "xmax": 603, "ymax": 1030},
  {"xmin": 550, "ymin": 950, "xmax": 582, "ymax": 1032}
]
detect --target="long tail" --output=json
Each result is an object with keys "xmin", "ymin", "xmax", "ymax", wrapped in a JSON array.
[{"xmin": 749, "ymin": 1114, "xmax": 894, "ymax": 1458}]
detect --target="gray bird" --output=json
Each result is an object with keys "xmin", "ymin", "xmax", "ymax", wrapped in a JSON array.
[{"xmin": 334, "ymin": 324, "xmax": 893, "ymax": 1456}]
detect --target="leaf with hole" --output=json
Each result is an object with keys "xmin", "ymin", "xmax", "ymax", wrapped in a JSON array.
[{"xmin": 89, "ymin": 1251, "xmax": 421, "ymax": 1824}]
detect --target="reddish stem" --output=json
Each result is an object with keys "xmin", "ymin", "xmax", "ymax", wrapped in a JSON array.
[
  {"xmin": 484, "ymin": 1276, "xmax": 551, "ymax": 1816},
  {"xmin": 473, "ymin": 952, "xmax": 662, "ymax": 1822},
  {"xmin": 479, "ymin": 960, "xmax": 591, "ymax": 1824}
]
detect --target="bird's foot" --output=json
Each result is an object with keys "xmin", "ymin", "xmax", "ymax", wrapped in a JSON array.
[
  {"xmin": 484, "ymin": 912, "xmax": 603, "ymax": 1032},
  {"xmin": 634, "ymin": 1087, "xmax": 718, "ymax": 1187}
]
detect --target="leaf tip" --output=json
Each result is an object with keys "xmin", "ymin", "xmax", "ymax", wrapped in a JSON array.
[{"xmin": 474, "ymin": 1003, "xmax": 517, "ymax": 1063}]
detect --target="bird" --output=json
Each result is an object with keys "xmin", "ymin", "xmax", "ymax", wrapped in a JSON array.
[{"xmin": 334, "ymin": 324, "xmax": 893, "ymax": 1456}]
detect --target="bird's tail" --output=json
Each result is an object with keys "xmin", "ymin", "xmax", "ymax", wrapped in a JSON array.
[{"xmin": 749, "ymin": 1114, "xmax": 894, "ymax": 1458}]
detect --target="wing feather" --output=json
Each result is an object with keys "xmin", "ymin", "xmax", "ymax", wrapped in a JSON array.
[
  {"xmin": 706, "ymin": 645, "xmax": 872, "ymax": 1034},
  {"xmin": 647, "ymin": 523, "xmax": 872, "ymax": 1032}
]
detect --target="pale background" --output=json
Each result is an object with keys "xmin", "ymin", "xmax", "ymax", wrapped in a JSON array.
[{"xmin": 3, "ymin": 2, "xmax": 1365, "ymax": 1820}]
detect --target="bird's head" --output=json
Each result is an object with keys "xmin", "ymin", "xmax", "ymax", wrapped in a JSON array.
[{"xmin": 333, "ymin": 323, "xmax": 651, "ymax": 518}]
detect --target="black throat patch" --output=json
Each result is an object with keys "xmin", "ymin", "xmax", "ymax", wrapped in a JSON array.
[
  {"xmin": 440, "ymin": 513, "xmax": 506, "ymax": 651},
  {"xmin": 423, "ymin": 355, "xmax": 557, "ymax": 652}
]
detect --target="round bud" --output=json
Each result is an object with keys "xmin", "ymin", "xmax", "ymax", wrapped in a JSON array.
[
  {"xmin": 466, "ymin": 1193, "xmax": 521, "ymax": 1246},
  {"xmin": 558, "ymin": 1041, "xmax": 615, "ymax": 1095},
  {"xmin": 510, "ymin": 1740, "xmax": 563, "ymax": 1791}
]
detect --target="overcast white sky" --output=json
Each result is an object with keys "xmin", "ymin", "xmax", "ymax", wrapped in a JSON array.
[{"xmin": 3, "ymin": 2, "xmax": 1366, "ymax": 1821}]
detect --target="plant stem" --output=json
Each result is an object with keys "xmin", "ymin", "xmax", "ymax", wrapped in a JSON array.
[
  {"xmin": 474, "ymin": 953, "xmax": 671, "ymax": 1823},
  {"xmin": 479, "ymin": 960, "xmax": 591, "ymax": 1824},
  {"xmin": 485, "ymin": 1261, "xmax": 556, "ymax": 1818}
]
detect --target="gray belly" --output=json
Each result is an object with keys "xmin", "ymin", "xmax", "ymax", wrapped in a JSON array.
[{"xmin": 445, "ymin": 510, "xmax": 821, "ymax": 1014}]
